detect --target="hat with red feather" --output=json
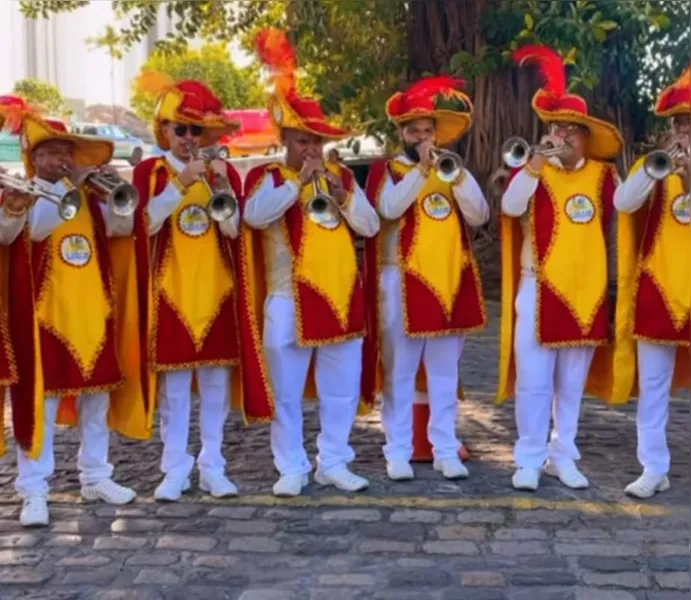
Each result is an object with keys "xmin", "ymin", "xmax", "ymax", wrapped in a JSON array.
[
  {"xmin": 385, "ymin": 76, "xmax": 473, "ymax": 146},
  {"xmin": 133, "ymin": 72, "xmax": 240, "ymax": 150},
  {"xmin": 0, "ymin": 95, "xmax": 113, "ymax": 178},
  {"xmin": 513, "ymin": 44, "xmax": 623, "ymax": 161},
  {"xmin": 654, "ymin": 66, "xmax": 690, "ymax": 118},
  {"xmin": 255, "ymin": 27, "xmax": 350, "ymax": 140}
]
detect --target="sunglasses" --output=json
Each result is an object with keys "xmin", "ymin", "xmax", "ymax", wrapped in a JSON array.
[{"xmin": 173, "ymin": 124, "xmax": 204, "ymax": 137}]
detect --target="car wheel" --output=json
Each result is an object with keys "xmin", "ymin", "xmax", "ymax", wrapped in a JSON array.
[
  {"xmin": 129, "ymin": 147, "xmax": 143, "ymax": 166},
  {"xmin": 217, "ymin": 147, "xmax": 230, "ymax": 159}
]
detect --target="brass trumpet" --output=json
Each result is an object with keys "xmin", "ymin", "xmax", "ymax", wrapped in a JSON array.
[
  {"xmin": 61, "ymin": 165, "xmax": 139, "ymax": 217},
  {"xmin": 0, "ymin": 170, "xmax": 81, "ymax": 220},
  {"xmin": 500, "ymin": 136, "xmax": 573, "ymax": 169},
  {"xmin": 643, "ymin": 142, "xmax": 689, "ymax": 180},
  {"xmin": 194, "ymin": 145, "xmax": 238, "ymax": 222},
  {"xmin": 429, "ymin": 148, "xmax": 464, "ymax": 183},
  {"xmin": 307, "ymin": 172, "xmax": 340, "ymax": 218}
]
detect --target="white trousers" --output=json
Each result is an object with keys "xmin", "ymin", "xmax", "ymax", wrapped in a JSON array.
[
  {"xmin": 513, "ymin": 275, "xmax": 595, "ymax": 469},
  {"xmin": 636, "ymin": 341, "xmax": 676, "ymax": 476},
  {"xmin": 379, "ymin": 266, "xmax": 464, "ymax": 463},
  {"xmin": 158, "ymin": 366, "xmax": 230, "ymax": 479},
  {"xmin": 264, "ymin": 295, "xmax": 363, "ymax": 477},
  {"xmin": 15, "ymin": 392, "xmax": 113, "ymax": 498}
]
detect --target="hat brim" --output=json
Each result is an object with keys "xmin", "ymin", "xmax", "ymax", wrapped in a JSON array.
[
  {"xmin": 654, "ymin": 102, "xmax": 690, "ymax": 118},
  {"xmin": 22, "ymin": 117, "xmax": 114, "ymax": 179},
  {"xmin": 534, "ymin": 105, "xmax": 623, "ymax": 161},
  {"xmin": 391, "ymin": 110, "xmax": 472, "ymax": 146},
  {"xmin": 154, "ymin": 119, "xmax": 241, "ymax": 151}
]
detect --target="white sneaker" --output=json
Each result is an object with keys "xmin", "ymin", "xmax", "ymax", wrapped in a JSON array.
[
  {"xmin": 433, "ymin": 457, "xmax": 469, "ymax": 480},
  {"xmin": 315, "ymin": 467, "xmax": 369, "ymax": 492},
  {"xmin": 625, "ymin": 472, "xmax": 670, "ymax": 499},
  {"xmin": 544, "ymin": 459, "xmax": 589, "ymax": 489},
  {"xmin": 199, "ymin": 473, "xmax": 239, "ymax": 498},
  {"xmin": 154, "ymin": 474, "xmax": 191, "ymax": 502},
  {"xmin": 386, "ymin": 461, "xmax": 415, "ymax": 481},
  {"xmin": 81, "ymin": 479, "xmax": 136, "ymax": 505},
  {"xmin": 20, "ymin": 495, "xmax": 49, "ymax": 528},
  {"xmin": 272, "ymin": 474, "xmax": 309, "ymax": 497},
  {"xmin": 512, "ymin": 468, "xmax": 540, "ymax": 491}
]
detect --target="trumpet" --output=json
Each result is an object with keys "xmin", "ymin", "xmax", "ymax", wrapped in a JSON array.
[
  {"xmin": 643, "ymin": 142, "xmax": 689, "ymax": 180},
  {"xmin": 500, "ymin": 136, "xmax": 573, "ymax": 169},
  {"xmin": 0, "ymin": 170, "xmax": 81, "ymax": 220},
  {"xmin": 307, "ymin": 171, "xmax": 340, "ymax": 218},
  {"xmin": 429, "ymin": 148, "xmax": 464, "ymax": 183},
  {"xmin": 193, "ymin": 145, "xmax": 238, "ymax": 222},
  {"xmin": 61, "ymin": 165, "xmax": 139, "ymax": 217}
]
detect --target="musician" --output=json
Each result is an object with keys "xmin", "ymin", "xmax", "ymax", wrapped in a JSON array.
[
  {"xmin": 613, "ymin": 67, "xmax": 690, "ymax": 498},
  {"xmin": 497, "ymin": 45, "xmax": 623, "ymax": 492},
  {"xmin": 364, "ymin": 77, "xmax": 488, "ymax": 481},
  {"xmin": 242, "ymin": 29, "xmax": 379, "ymax": 497},
  {"xmin": 12, "ymin": 114, "xmax": 145, "ymax": 527},
  {"xmin": 132, "ymin": 78, "xmax": 273, "ymax": 502}
]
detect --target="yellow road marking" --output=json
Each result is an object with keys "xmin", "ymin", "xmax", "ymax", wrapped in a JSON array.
[{"xmin": 7, "ymin": 493, "xmax": 682, "ymax": 517}]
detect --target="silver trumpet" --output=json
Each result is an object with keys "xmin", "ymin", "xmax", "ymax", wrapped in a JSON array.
[
  {"xmin": 429, "ymin": 148, "xmax": 464, "ymax": 183},
  {"xmin": 86, "ymin": 169, "xmax": 139, "ymax": 217},
  {"xmin": 195, "ymin": 145, "xmax": 238, "ymax": 222},
  {"xmin": 643, "ymin": 142, "xmax": 689, "ymax": 180},
  {"xmin": 501, "ymin": 136, "xmax": 572, "ymax": 169},
  {"xmin": 0, "ymin": 170, "xmax": 81, "ymax": 220},
  {"xmin": 307, "ymin": 172, "xmax": 340, "ymax": 218}
]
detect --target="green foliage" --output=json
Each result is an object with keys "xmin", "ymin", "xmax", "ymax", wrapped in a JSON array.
[
  {"xmin": 129, "ymin": 43, "xmax": 266, "ymax": 122},
  {"xmin": 12, "ymin": 78, "xmax": 70, "ymax": 116}
]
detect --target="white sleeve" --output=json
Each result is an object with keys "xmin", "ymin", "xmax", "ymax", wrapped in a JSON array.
[
  {"xmin": 243, "ymin": 174, "xmax": 300, "ymax": 230},
  {"xmin": 98, "ymin": 201, "xmax": 134, "ymax": 237},
  {"xmin": 501, "ymin": 169, "xmax": 540, "ymax": 217},
  {"xmin": 147, "ymin": 181, "xmax": 183, "ymax": 235},
  {"xmin": 377, "ymin": 167, "xmax": 426, "ymax": 220},
  {"xmin": 217, "ymin": 206, "xmax": 240, "ymax": 239},
  {"xmin": 340, "ymin": 183, "xmax": 380, "ymax": 238},
  {"xmin": 29, "ymin": 180, "xmax": 71, "ymax": 242},
  {"xmin": 451, "ymin": 169, "xmax": 490, "ymax": 227},
  {"xmin": 613, "ymin": 167, "xmax": 656, "ymax": 214},
  {"xmin": 0, "ymin": 209, "xmax": 26, "ymax": 245}
]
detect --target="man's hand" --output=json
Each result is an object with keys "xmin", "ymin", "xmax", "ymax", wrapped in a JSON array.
[
  {"xmin": 2, "ymin": 188, "xmax": 32, "ymax": 215},
  {"xmin": 178, "ymin": 160, "xmax": 208, "ymax": 188},
  {"xmin": 324, "ymin": 171, "xmax": 348, "ymax": 206},
  {"xmin": 98, "ymin": 164, "xmax": 120, "ymax": 179},
  {"xmin": 417, "ymin": 140, "xmax": 435, "ymax": 172},
  {"xmin": 299, "ymin": 158, "xmax": 324, "ymax": 185},
  {"xmin": 69, "ymin": 165, "xmax": 97, "ymax": 189},
  {"xmin": 209, "ymin": 159, "xmax": 228, "ymax": 180}
]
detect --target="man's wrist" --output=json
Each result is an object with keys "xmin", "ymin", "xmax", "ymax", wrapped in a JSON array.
[{"xmin": 171, "ymin": 176, "xmax": 189, "ymax": 194}]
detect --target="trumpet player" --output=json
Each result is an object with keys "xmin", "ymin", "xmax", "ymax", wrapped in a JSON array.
[
  {"xmin": 365, "ymin": 76, "xmax": 488, "ymax": 482},
  {"xmin": 10, "ymin": 114, "xmax": 145, "ymax": 527},
  {"xmin": 132, "ymin": 78, "xmax": 272, "ymax": 502},
  {"xmin": 497, "ymin": 45, "xmax": 623, "ymax": 492},
  {"xmin": 243, "ymin": 29, "xmax": 379, "ymax": 497},
  {"xmin": 612, "ymin": 67, "xmax": 690, "ymax": 499}
]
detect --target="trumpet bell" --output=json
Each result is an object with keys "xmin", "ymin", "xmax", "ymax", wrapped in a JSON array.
[
  {"xmin": 309, "ymin": 194, "xmax": 330, "ymax": 214},
  {"xmin": 644, "ymin": 150, "xmax": 674, "ymax": 180},
  {"xmin": 431, "ymin": 149, "xmax": 463, "ymax": 183},
  {"xmin": 59, "ymin": 189, "xmax": 82, "ymax": 221},
  {"xmin": 501, "ymin": 137, "xmax": 531, "ymax": 169},
  {"xmin": 208, "ymin": 192, "xmax": 237, "ymax": 222},
  {"xmin": 108, "ymin": 181, "xmax": 139, "ymax": 217}
]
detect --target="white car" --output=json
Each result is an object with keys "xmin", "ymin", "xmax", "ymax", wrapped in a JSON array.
[{"xmin": 71, "ymin": 122, "xmax": 146, "ymax": 165}]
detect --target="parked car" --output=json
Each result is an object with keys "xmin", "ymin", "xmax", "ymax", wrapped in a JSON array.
[
  {"xmin": 217, "ymin": 110, "xmax": 281, "ymax": 159},
  {"xmin": 71, "ymin": 122, "xmax": 146, "ymax": 165}
]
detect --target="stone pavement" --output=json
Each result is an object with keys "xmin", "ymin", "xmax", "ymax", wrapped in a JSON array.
[{"xmin": 0, "ymin": 302, "xmax": 689, "ymax": 600}]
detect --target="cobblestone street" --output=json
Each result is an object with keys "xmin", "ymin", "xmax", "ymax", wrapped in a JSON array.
[{"xmin": 1, "ymin": 302, "xmax": 689, "ymax": 600}]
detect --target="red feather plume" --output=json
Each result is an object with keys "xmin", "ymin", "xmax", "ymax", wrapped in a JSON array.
[
  {"xmin": 513, "ymin": 44, "xmax": 566, "ymax": 98},
  {"xmin": 255, "ymin": 27, "xmax": 297, "ymax": 99},
  {"xmin": 0, "ymin": 95, "xmax": 43, "ymax": 135},
  {"xmin": 404, "ymin": 76, "xmax": 466, "ymax": 101}
]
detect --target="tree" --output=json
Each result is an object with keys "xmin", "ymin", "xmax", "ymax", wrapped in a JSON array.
[
  {"xmin": 130, "ymin": 42, "xmax": 266, "ymax": 122},
  {"xmin": 12, "ymin": 78, "xmax": 70, "ymax": 116}
]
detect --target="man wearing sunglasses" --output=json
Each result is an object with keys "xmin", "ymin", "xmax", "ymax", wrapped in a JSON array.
[
  {"xmin": 131, "ymin": 79, "xmax": 274, "ymax": 502},
  {"xmin": 613, "ymin": 68, "xmax": 690, "ymax": 499},
  {"xmin": 241, "ymin": 29, "xmax": 379, "ymax": 497},
  {"xmin": 498, "ymin": 45, "xmax": 623, "ymax": 493}
]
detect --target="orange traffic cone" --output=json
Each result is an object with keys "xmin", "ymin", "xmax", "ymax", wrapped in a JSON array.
[{"xmin": 411, "ymin": 392, "xmax": 470, "ymax": 462}]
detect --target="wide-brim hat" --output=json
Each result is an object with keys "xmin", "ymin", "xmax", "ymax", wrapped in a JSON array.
[
  {"xmin": 654, "ymin": 66, "xmax": 690, "ymax": 118},
  {"xmin": 135, "ymin": 73, "xmax": 240, "ymax": 150},
  {"xmin": 21, "ymin": 116, "xmax": 113, "ymax": 179},
  {"xmin": 256, "ymin": 27, "xmax": 351, "ymax": 141},
  {"xmin": 515, "ymin": 45, "xmax": 623, "ymax": 161},
  {"xmin": 385, "ymin": 76, "xmax": 473, "ymax": 146}
]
